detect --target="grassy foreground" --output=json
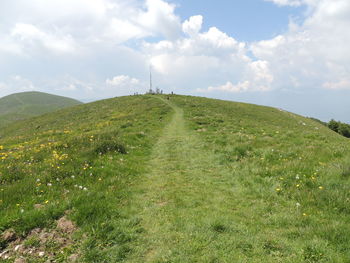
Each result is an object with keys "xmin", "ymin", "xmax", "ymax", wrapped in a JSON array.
[
  {"xmin": 0, "ymin": 96, "xmax": 172, "ymax": 262},
  {"xmin": 1, "ymin": 95, "xmax": 350, "ymax": 262}
]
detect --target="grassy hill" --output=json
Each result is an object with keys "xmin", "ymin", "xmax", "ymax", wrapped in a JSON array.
[
  {"xmin": 0, "ymin": 95, "xmax": 349, "ymax": 262},
  {"xmin": 0, "ymin": 91, "xmax": 82, "ymax": 127}
]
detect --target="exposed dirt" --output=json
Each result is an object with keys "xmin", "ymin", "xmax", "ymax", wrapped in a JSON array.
[{"xmin": 0, "ymin": 215, "xmax": 80, "ymax": 262}]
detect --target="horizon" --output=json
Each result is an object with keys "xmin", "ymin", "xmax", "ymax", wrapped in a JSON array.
[
  {"xmin": 1, "ymin": 90, "xmax": 348, "ymax": 125},
  {"xmin": 0, "ymin": 0, "xmax": 349, "ymax": 122}
]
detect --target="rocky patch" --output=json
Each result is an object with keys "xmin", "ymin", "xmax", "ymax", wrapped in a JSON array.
[{"xmin": 0, "ymin": 215, "xmax": 80, "ymax": 262}]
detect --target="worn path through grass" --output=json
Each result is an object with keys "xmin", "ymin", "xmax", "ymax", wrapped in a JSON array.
[{"xmin": 126, "ymin": 98, "xmax": 245, "ymax": 262}]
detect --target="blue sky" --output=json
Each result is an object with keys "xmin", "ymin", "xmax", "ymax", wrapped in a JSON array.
[
  {"xmin": 170, "ymin": 0, "xmax": 306, "ymax": 41},
  {"xmin": 0, "ymin": 0, "xmax": 349, "ymax": 122}
]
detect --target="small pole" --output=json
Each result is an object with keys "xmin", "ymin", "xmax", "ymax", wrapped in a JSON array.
[{"xmin": 150, "ymin": 65, "xmax": 153, "ymax": 93}]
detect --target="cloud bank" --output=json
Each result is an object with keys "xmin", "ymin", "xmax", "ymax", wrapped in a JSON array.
[{"xmin": 0, "ymin": 0, "xmax": 349, "ymax": 121}]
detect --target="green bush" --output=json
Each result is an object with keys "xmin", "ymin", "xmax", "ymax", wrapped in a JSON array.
[{"xmin": 327, "ymin": 119, "xmax": 350, "ymax": 138}]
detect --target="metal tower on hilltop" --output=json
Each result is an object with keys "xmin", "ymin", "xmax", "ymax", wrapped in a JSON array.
[{"xmin": 149, "ymin": 65, "xmax": 153, "ymax": 93}]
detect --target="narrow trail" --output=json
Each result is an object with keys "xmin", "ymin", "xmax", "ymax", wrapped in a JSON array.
[{"xmin": 126, "ymin": 98, "xmax": 240, "ymax": 262}]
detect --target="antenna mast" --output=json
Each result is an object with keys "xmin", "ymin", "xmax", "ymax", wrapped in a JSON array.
[{"xmin": 149, "ymin": 65, "xmax": 153, "ymax": 92}]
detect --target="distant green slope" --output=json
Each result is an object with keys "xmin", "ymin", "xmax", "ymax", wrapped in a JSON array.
[
  {"xmin": 0, "ymin": 95, "xmax": 349, "ymax": 262},
  {"xmin": 0, "ymin": 91, "xmax": 82, "ymax": 127}
]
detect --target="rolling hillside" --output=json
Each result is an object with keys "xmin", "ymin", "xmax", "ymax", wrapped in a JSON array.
[
  {"xmin": 0, "ymin": 91, "xmax": 82, "ymax": 128},
  {"xmin": 0, "ymin": 95, "xmax": 349, "ymax": 262}
]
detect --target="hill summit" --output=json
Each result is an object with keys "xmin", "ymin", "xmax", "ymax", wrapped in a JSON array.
[{"xmin": 0, "ymin": 91, "xmax": 82, "ymax": 127}]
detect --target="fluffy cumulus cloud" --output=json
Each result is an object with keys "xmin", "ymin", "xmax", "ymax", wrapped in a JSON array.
[
  {"xmin": 106, "ymin": 75, "xmax": 145, "ymax": 95},
  {"xmin": 11, "ymin": 23, "xmax": 78, "ymax": 55},
  {"xmin": 0, "ymin": 0, "xmax": 277, "ymax": 99},
  {"xmin": 139, "ymin": 0, "xmax": 182, "ymax": 40},
  {"xmin": 200, "ymin": 60, "xmax": 273, "ymax": 93},
  {"xmin": 252, "ymin": 0, "xmax": 350, "ymax": 92},
  {"xmin": 0, "ymin": 0, "xmax": 182, "ymax": 55},
  {"xmin": 145, "ymin": 15, "xmax": 274, "ymax": 93},
  {"xmin": 182, "ymin": 15, "xmax": 203, "ymax": 36},
  {"xmin": 0, "ymin": 0, "xmax": 183, "ymax": 98}
]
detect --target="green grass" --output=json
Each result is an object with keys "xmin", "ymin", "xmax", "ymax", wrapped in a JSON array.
[
  {"xmin": 1, "ymin": 94, "xmax": 350, "ymax": 262},
  {"xmin": 0, "ymin": 91, "xmax": 82, "ymax": 128}
]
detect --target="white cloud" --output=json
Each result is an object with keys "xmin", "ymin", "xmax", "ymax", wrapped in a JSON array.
[
  {"xmin": 0, "ymin": 0, "xmax": 183, "ymax": 57},
  {"xmin": 264, "ymin": 0, "xmax": 304, "ymax": 6},
  {"xmin": 144, "ymin": 16, "xmax": 272, "ymax": 94},
  {"xmin": 0, "ymin": 1, "xmax": 271, "ymax": 98},
  {"xmin": 106, "ymin": 75, "xmax": 140, "ymax": 87},
  {"xmin": 250, "ymin": 60, "xmax": 274, "ymax": 84},
  {"xmin": 105, "ymin": 75, "xmax": 145, "ymax": 95},
  {"xmin": 264, "ymin": 0, "xmax": 320, "ymax": 7},
  {"xmin": 199, "ymin": 60, "xmax": 273, "ymax": 93},
  {"xmin": 204, "ymin": 81, "xmax": 251, "ymax": 93},
  {"xmin": 106, "ymin": 18, "xmax": 147, "ymax": 44},
  {"xmin": 323, "ymin": 79, "xmax": 350, "ymax": 90},
  {"xmin": 0, "ymin": 36, "xmax": 22, "ymax": 55},
  {"xmin": 138, "ymin": 0, "xmax": 182, "ymax": 40},
  {"xmin": 52, "ymin": 76, "xmax": 94, "ymax": 93},
  {"xmin": 11, "ymin": 23, "xmax": 77, "ymax": 54},
  {"xmin": 182, "ymin": 15, "xmax": 203, "ymax": 36},
  {"xmin": 252, "ymin": 0, "xmax": 350, "ymax": 92},
  {"xmin": 146, "ymin": 16, "xmax": 243, "ymax": 81},
  {"xmin": 19, "ymin": 0, "xmax": 110, "ymax": 18}
]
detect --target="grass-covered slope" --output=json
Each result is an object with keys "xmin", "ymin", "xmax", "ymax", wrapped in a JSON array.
[
  {"xmin": 0, "ymin": 95, "xmax": 172, "ymax": 262},
  {"xmin": 0, "ymin": 95, "xmax": 349, "ymax": 262},
  {"xmin": 169, "ymin": 96, "xmax": 350, "ymax": 262},
  {"xmin": 0, "ymin": 91, "xmax": 82, "ymax": 127}
]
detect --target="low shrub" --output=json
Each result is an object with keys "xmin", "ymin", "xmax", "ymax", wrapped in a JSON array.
[{"xmin": 94, "ymin": 141, "xmax": 127, "ymax": 155}]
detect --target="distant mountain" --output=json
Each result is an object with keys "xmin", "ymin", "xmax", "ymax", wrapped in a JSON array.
[{"xmin": 0, "ymin": 91, "xmax": 82, "ymax": 127}]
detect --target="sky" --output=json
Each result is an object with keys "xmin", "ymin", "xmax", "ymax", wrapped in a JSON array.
[{"xmin": 0, "ymin": 0, "xmax": 349, "ymax": 122}]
